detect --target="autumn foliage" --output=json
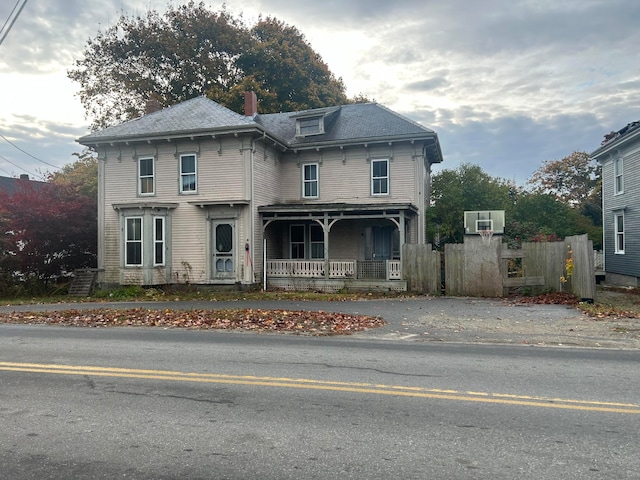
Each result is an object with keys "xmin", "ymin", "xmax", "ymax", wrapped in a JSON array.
[
  {"xmin": 0, "ymin": 308, "xmax": 385, "ymax": 335},
  {"xmin": 68, "ymin": 2, "xmax": 351, "ymax": 130},
  {"xmin": 0, "ymin": 179, "xmax": 96, "ymax": 293}
]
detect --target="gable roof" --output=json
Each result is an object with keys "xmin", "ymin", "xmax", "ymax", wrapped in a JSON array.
[
  {"xmin": 78, "ymin": 96, "xmax": 443, "ymax": 163},
  {"xmin": 0, "ymin": 175, "xmax": 45, "ymax": 196}
]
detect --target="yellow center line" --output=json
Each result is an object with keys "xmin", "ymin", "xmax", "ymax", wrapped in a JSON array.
[{"xmin": 1, "ymin": 361, "xmax": 639, "ymax": 414}]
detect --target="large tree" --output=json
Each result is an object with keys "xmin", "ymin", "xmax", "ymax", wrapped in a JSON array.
[
  {"xmin": 427, "ymin": 164, "xmax": 516, "ymax": 246},
  {"xmin": 228, "ymin": 17, "xmax": 348, "ymax": 113},
  {"xmin": 47, "ymin": 149, "xmax": 98, "ymax": 200},
  {"xmin": 528, "ymin": 151, "xmax": 598, "ymax": 204},
  {"xmin": 68, "ymin": 2, "xmax": 247, "ymax": 130},
  {"xmin": 427, "ymin": 163, "xmax": 602, "ymax": 249},
  {"xmin": 68, "ymin": 2, "xmax": 349, "ymax": 130}
]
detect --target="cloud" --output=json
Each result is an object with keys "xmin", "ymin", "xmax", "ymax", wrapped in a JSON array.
[
  {"xmin": 0, "ymin": 0, "xmax": 169, "ymax": 74},
  {"xmin": 425, "ymin": 111, "xmax": 609, "ymax": 184},
  {"xmin": 0, "ymin": 115, "xmax": 87, "ymax": 177},
  {"xmin": 407, "ymin": 76, "xmax": 449, "ymax": 92},
  {"xmin": 1, "ymin": 0, "xmax": 640, "ymax": 187}
]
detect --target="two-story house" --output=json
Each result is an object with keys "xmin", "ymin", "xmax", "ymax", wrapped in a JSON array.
[
  {"xmin": 591, "ymin": 120, "xmax": 640, "ymax": 286},
  {"xmin": 78, "ymin": 93, "xmax": 443, "ymax": 291}
]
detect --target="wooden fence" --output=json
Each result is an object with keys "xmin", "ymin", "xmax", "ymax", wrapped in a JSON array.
[
  {"xmin": 402, "ymin": 244, "xmax": 441, "ymax": 295},
  {"xmin": 402, "ymin": 234, "xmax": 595, "ymax": 300}
]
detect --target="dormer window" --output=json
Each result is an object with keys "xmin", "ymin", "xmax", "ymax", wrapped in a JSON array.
[{"xmin": 296, "ymin": 116, "xmax": 324, "ymax": 137}]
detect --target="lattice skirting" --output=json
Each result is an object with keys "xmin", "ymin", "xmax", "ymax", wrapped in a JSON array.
[{"xmin": 266, "ymin": 277, "xmax": 406, "ymax": 293}]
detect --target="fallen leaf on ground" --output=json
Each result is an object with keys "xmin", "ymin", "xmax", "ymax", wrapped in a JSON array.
[{"xmin": 0, "ymin": 308, "xmax": 385, "ymax": 336}]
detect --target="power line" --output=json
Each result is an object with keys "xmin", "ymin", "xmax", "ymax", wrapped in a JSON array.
[
  {"xmin": 0, "ymin": 133, "xmax": 60, "ymax": 169},
  {"xmin": 0, "ymin": 0, "xmax": 29, "ymax": 46},
  {"xmin": 0, "ymin": 153, "xmax": 38, "ymax": 178}
]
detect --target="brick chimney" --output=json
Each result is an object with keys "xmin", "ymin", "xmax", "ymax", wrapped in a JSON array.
[
  {"xmin": 145, "ymin": 96, "xmax": 163, "ymax": 115},
  {"xmin": 244, "ymin": 91, "xmax": 258, "ymax": 117}
]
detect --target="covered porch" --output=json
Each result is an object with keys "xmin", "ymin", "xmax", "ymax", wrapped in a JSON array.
[{"xmin": 259, "ymin": 203, "xmax": 417, "ymax": 292}]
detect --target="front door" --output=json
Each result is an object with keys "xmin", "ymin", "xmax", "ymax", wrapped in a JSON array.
[
  {"xmin": 372, "ymin": 226, "xmax": 392, "ymax": 260},
  {"xmin": 212, "ymin": 220, "xmax": 235, "ymax": 279}
]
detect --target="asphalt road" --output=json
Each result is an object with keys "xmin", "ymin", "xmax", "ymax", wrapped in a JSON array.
[{"xmin": 1, "ymin": 324, "xmax": 639, "ymax": 479}]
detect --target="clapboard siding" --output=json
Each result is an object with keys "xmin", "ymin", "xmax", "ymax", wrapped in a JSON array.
[
  {"xmin": 250, "ymin": 143, "xmax": 282, "ymax": 278},
  {"xmin": 171, "ymin": 208, "xmax": 208, "ymax": 283},
  {"xmin": 98, "ymin": 133, "xmax": 434, "ymax": 286},
  {"xmin": 328, "ymin": 222, "xmax": 361, "ymax": 259},
  {"xmin": 99, "ymin": 136, "xmax": 429, "ymax": 286},
  {"xmin": 602, "ymin": 148, "xmax": 640, "ymax": 279},
  {"xmin": 102, "ymin": 139, "xmax": 249, "ymax": 204},
  {"xmin": 100, "ymin": 136, "xmax": 255, "ymax": 285},
  {"xmin": 277, "ymin": 145, "xmax": 420, "ymax": 205}
]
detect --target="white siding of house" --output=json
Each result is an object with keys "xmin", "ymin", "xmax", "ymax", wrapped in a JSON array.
[
  {"xmin": 328, "ymin": 222, "xmax": 361, "ymax": 259},
  {"xmin": 277, "ymin": 144, "xmax": 421, "ymax": 207},
  {"xmin": 98, "ymin": 131, "xmax": 431, "ymax": 286},
  {"xmin": 100, "ymin": 136, "xmax": 258, "ymax": 286},
  {"xmin": 250, "ymin": 143, "xmax": 282, "ymax": 279}
]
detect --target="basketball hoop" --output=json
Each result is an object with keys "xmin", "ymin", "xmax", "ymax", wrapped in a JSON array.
[{"xmin": 479, "ymin": 230, "xmax": 494, "ymax": 246}]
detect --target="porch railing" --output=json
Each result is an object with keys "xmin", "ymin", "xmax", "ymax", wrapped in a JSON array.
[{"xmin": 265, "ymin": 259, "xmax": 401, "ymax": 280}]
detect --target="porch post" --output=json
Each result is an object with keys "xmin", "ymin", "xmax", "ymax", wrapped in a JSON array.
[
  {"xmin": 323, "ymin": 213, "xmax": 330, "ymax": 279},
  {"xmin": 399, "ymin": 213, "xmax": 406, "ymax": 265}
]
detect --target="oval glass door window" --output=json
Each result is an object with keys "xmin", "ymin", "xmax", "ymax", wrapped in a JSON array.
[{"xmin": 213, "ymin": 222, "xmax": 234, "ymax": 276}]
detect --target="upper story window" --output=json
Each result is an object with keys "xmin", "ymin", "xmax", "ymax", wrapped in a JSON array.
[
  {"xmin": 615, "ymin": 212, "xmax": 625, "ymax": 254},
  {"xmin": 296, "ymin": 116, "xmax": 324, "ymax": 137},
  {"xmin": 614, "ymin": 157, "xmax": 624, "ymax": 194},
  {"xmin": 180, "ymin": 154, "xmax": 197, "ymax": 193},
  {"xmin": 138, "ymin": 157, "xmax": 155, "ymax": 195},
  {"xmin": 302, "ymin": 163, "xmax": 319, "ymax": 198},
  {"xmin": 371, "ymin": 159, "xmax": 389, "ymax": 196}
]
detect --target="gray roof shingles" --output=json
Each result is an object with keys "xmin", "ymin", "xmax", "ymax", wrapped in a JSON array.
[
  {"xmin": 79, "ymin": 96, "xmax": 255, "ymax": 143},
  {"xmin": 79, "ymin": 96, "xmax": 438, "ymax": 149},
  {"xmin": 256, "ymin": 103, "xmax": 435, "ymax": 147}
]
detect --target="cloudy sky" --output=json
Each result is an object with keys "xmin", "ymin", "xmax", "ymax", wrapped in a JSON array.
[{"xmin": 0, "ymin": 0, "xmax": 638, "ymax": 184}]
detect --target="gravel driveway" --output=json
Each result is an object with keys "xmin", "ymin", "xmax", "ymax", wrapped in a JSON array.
[
  {"xmin": 356, "ymin": 297, "xmax": 640, "ymax": 349},
  {"xmin": 2, "ymin": 296, "xmax": 639, "ymax": 349}
]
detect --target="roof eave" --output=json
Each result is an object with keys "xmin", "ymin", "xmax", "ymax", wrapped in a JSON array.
[
  {"xmin": 288, "ymin": 133, "xmax": 440, "ymax": 150},
  {"xmin": 590, "ymin": 126, "xmax": 640, "ymax": 162},
  {"xmin": 78, "ymin": 124, "xmax": 287, "ymax": 150}
]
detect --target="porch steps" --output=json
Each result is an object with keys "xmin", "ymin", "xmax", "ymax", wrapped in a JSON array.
[{"xmin": 68, "ymin": 269, "xmax": 97, "ymax": 296}]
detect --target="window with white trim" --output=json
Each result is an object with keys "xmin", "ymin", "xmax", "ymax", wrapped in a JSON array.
[
  {"xmin": 615, "ymin": 213, "xmax": 625, "ymax": 254},
  {"xmin": 296, "ymin": 116, "xmax": 323, "ymax": 136},
  {"xmin": 310, "ymin": 224, "xmax": 324, "ymax": 259},
  {"xmin": 180, "ymin": 154, "xmax": 197, "ymax": 193},
  {"xmin": 371, "ymin": 159, "xmax": 389, "ymax": 195},
  {"xmin": 138, "ymin": 157, "xmax": 154, "ymax": 195},
  {"xmin": 614, "ymin": 157, "xmax": 624, "ymax": 194},
  {"xmin": 153, "ymin": 217, "xmax": 165, "ymax": 266},
  {"xmin": 303, "ymin": 163, "xmax": 319, "ymax": 198},
  {"xmin": 125, "ymin": 217, "xmax": 143, "ymax": 266}
]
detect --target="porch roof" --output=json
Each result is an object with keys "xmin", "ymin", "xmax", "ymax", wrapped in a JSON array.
[{"xmin": 259, "ymin": 202, "xmax": 417, "ymax": 221}]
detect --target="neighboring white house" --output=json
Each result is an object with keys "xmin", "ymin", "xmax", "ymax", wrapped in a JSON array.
[
  {"xmin": 78, "ymin": 93, "xmax": 443, "ymax": 291},
  {"xmin": 591, "ymin": 120, "xmax": 640, "ymax": 286}
]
